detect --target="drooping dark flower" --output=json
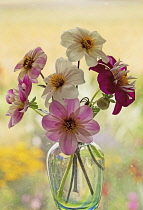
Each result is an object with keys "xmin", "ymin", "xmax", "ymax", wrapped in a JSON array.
[{"xmin": 90, "ymin": 56, "xmax": 136, "ymax": 115}]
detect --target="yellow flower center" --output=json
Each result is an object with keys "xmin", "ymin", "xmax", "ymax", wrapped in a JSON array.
[
  {"xmin": 63, "ymin": 118, "xmax": 76, "ymax": 132},
  {"xmin": 81, "ymin": 37, "xmax": 94, "ymax": 49},
  {"xmin": 23, "ymin": 56, "xmax": 33, "ymax": 70},
  {"xmin": 117, "ymin": 73, "xmax": 128, "ymax": 86},
  {"xmin": 50, "ymin": 74, "xmax": 65, "ymax": 88}
]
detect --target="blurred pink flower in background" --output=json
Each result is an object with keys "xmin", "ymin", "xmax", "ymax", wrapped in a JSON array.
[
  {"xmin": 21, "ymin": 194, "xmax": 31, "ymax": 204},
  {"xmin": 127, "ymin": 192, "xmax": 138, "ymax": 210},
  {"xmin": 21, "ymin": 194, "xmax": 42, "ymax": 209},
  {"xmin": 30, "ymin": 197, "xmax": 42, "ymax": 209},
  {"xmin": 102, "ymin": 181, "xmax": 109, "ymax": 197}
]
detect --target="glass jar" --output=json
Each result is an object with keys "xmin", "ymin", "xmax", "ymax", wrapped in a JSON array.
[{"xmin": 47, "ymin": 142, "xmax": 104, "ymax": 210}]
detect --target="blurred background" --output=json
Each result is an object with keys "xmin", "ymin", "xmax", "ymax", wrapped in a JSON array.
[{"xmin": 0, "ymin": 0, "xmax": 143, "ymax": 209}]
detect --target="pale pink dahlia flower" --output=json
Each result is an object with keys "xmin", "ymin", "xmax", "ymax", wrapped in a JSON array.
[
  {"xmin": 61, "ymin": 27, "xmax": 109, "ymax": 66},
  {"xmin": 6, "ymin": 75, "xmax": 32, "ymax": 128},
  {"xmin": 42, "ymin": 98, "xmax": 100, "ymax": 155},
  {"xmin": 14, "ymin": 47, "xmax": 47, "ymax": 83},
  {"xmin": 42, "ymin": 57, "xmax": 85, "ymax": 107}
]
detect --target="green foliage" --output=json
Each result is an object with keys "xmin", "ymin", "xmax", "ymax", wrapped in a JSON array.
[{"xmin": 29, "ymin": 97, "xmax": 38, "ymax": 109}]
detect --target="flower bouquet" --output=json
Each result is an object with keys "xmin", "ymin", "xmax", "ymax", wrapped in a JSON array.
[{"xmin": 6, "ymin": 27, "xmax": 136, "ymax": 210}]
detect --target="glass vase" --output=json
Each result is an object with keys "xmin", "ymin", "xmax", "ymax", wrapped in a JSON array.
[{"xmin": 46, "ymin": 142, "xmax": 104, "ymax": 210}]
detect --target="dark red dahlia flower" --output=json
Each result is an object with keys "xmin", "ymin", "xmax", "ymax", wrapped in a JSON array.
[{"xmin": 90, "ymin": 56, "xmax": 136, "ymax": 115}]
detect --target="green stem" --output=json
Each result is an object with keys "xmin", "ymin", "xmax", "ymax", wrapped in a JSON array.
[
  {"xmin": 89, "ymin": 89, "xmax": 100, "ymax": 107},
  {"xmin": 87, "ymin": 145, "xmax": 104, "ymax": 171},
  {"xmin": 76, "ymin": 61, "xmax": 80, "ymax": 89},
  {"xmin": 77, "ymin": 60, "xmax": 80, "ymax": 69},
  {"xmin": 76, "ymin": 149, "xmax": 94, "ymax": 195},
  {"xmin": 92, "ymin": 100, "xmax": 98, "ymax": 106},
  {"xmin": 33, "ymin": 109, "xmax": 45, "ymax": 117},
  {"xmin": 73, "ymin": 154, "xmax": 78, "ymax": 192},
  {"xmin": 57, "ymin": 154, "xmax": 74, "ymax": 199},
  {"xmin": 40, "ymin": 72, "xmax": 45, "ymax": 80},
  {"xmin": 66, "ymin": 154, "xmax": 76, "ymax": 203}
]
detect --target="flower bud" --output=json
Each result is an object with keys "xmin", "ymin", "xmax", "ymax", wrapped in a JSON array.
[{"xmin": 97, "ymin": 97, "xmax": 110, "ymax": 110}]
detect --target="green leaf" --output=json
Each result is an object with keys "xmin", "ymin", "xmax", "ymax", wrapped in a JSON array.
[
  {"xmin": 90, "ymin": 144, "xmax": 104, "ymax": 159},
  {"xmin": 92, "ymin": 106, "xmax": 100, "ymax": 117},
  {"xmin": 30, "ymin": 96, "xmax": 36, "ymax": 103},
  {"xmin": 29, "ymin": 97, "xmax": 38, "ymax": 109},
  {"xmin": 109, "ymin": 99, "xmax": 115, "ymax": 103}
]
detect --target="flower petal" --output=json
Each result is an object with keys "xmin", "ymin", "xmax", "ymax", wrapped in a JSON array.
[
  {"xmin": 61, "ymin": 28, "xmax": 79, "ymax": 48},
  {"xmin": 115, "ymin": 88, "xmax": 135, "ymax": 107},
  {"xmin": 64, "ymin": 98, "xmax": 80, "ymax": 116},
  {"xmin": 42, "ymin": 115, "xmax": 60, "ymax": 131},
  {"xmin": 53, "ymin": 88, "xmax": 64, "ymax": 104},
  {"xmin": 75, "ymin": 105, "xmax": 93, "ymax": 122},
  {"xmin": 29, "ymin": 66, "xmax": 41, "ymax": 79},
  {"xmin": 6, "ymin": 89, "xmax": 14, "ymax": 104},
  {"xmin": 97, "ymin": 71, "xmax": 116, "ymax": 94},
  {"xmin": 35, "ymin": 56, "xmax": 47, "ymax": 69},
  {"xmin": 41, "ymin": 84, "xmax": 52, "ymax": 98},
  {"xmin": 45, "ymin": 131, "xmax": 61, "ymax": 142},
  {"xmin": 92, "ymin": 48, "xmax": 109, "ymax": 63},
  {"xmin": 49, "ymin": 100, "xmax": 66, "ymax": 119},
  {"xmin": 85, "ymin": 53, "xmax": 98, "ymax": 66},
  {"xmin": 76, "ymin": 27, "xmax": 89, "ymax": 37},
  {"xmin": 44, "ymin": 91, "xmax": 54, "ymax": 108},
  {"xmin": 59, "ymin": 133, "xmax": 77, "ymax": 155},
  {"xmin": 55, "ymin": 57, "xmax": 72, "ymax": 75},
  {"xmin": 76, "ymin": 132, "xmax": 93, "ymax": 144},
  {"xmin": 83, "ymin": 120, "xmax": 100, "ymax": 135},
  {"xmin": 65, "ymin": 68, "xmax": 85, "ymax": 85},
  {"xmin": 62, "ymin": 84, "xmax": 79, "ymax": 99},
  {"xmin": 19, "ymin": 89, "xmax": 27, "ymax": 102},
  {"xmin": 11, "ymin": 109, "xmax": 24, "ymax": 128},
  {"xmin": 66, "ymin": 43, "xmax": 84, "ymax": 62},
  {"xmin": 14, "ymin": 60, "xmax": 23, "ymax": 71},
  {"xmin": 112, "ymin": 101, "xmax": 122, "ymax": 115}
]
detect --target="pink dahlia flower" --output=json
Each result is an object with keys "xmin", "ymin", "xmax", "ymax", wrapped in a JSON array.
[
  {"xmin": 90, "ymin": 56, "xmax": 136, "ymax": 115},
  {"xmin": 42, "ymin": 98, "xmax": 100, "ymax": 155},
  {"xmin": 14, "ymin": 47, "xmax": 47, "ymax": 83},
  {"xmin": 6, "ymin": 75, "xmax": 32, "ymax": 128}
]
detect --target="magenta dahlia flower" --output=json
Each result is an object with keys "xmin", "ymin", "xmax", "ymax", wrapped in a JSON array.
[
  {"xmin": 42, "ymin": 98, "xmax": 100, "ymax": 155},
  {"xmin": 14, "ymin": 47, "xmax": 47, "ymax": 83},
  {"xmin": 90, "ymin": 56, "xmax": 136, "ymax": 115},
  {"xmin": 6, "ymin": 75, "xmax": 32, "ymax": 128}
]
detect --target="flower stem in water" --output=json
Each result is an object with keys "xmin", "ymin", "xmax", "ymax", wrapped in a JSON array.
[
  {"xmin": 76, "ymin": 149, "xmax": 94, "ymax": 195},
  {"xmin": 66, "ymin": 154, "xmax": 77, "ymax": 203},
  {"xmin": 57, "ymin": 154, "xmax": 74, "ymax": 199},
  {"xmin": 87, "ymin": 145, "xmax": 104, "ymax": 171}
]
